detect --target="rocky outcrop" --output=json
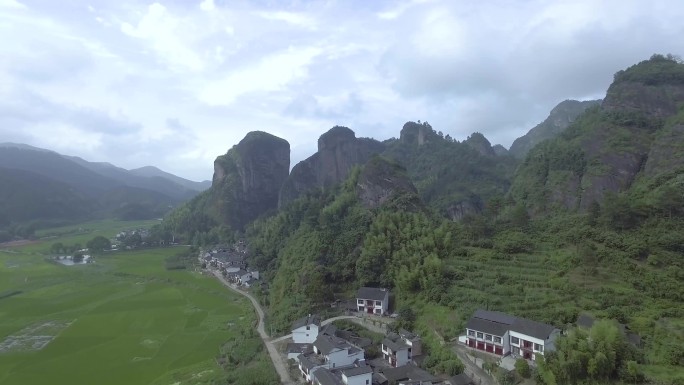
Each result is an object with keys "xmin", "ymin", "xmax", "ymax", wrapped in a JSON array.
[
  {"xmin": 510, "ymin": 55, "xmax": 684, "ymax": 212},
  {"xmin": 399, "ymin": 121, "xmax": 436, "ymax": 146},
  {"xmin": 509, "ymin": 99, "xmax": 601, "ymax": 159},
  {"xmin": 644, "ymin": 123, "xmax": 684, "ymax": 177},
  {"xmin": 212, "ymin": 131, "xmax": 290, "ymax": 230},
  {"xmin": 445, "ymin": 199, "xmax": 483, "ymax": 221},
  {"xmin": 278, "ymin": 126, "xmax": 384, "ymax": 208},
  {"xmin": 465, "ymin": 132, "xmax": 496, "ymax": 157},
  {"xmin": 356, "ymin": 156, "xmax": 419, "ymax": 210}
]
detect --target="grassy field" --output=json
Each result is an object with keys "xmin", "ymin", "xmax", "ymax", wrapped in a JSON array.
[{"xmin": 0, "ymin": 220, "xmax": 277, "ymax": 385}]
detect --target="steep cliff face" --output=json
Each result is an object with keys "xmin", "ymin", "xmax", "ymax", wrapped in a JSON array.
[
  {"xmin": 356, "ymin": 156, "xmax": 419, "ymax": 210},
  {"xmin": 278, "ymin": 126, "xmax": 384, "ymax": 208},
  {"xmin": 509, "ymin": 99, "xmax": 601, "ymax": 159},
  {"xmin": 510, "ymin": 55, "xmax": 684, "ymax": 212},
  {"xmin": 212, "ymin": 131, "xmax": 290, "ymax": 229}
]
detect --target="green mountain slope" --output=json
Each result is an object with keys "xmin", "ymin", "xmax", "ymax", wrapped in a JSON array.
[
  {"xmin": 509, "ymin": 99, "xmax": 601, "ymax": 158},
  {"xmin": 0, "ymin": 167, "xmax": 95, "ymax": 227}
]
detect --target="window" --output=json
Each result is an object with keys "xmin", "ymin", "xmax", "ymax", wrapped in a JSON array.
[
  {"xmin": 512, "ymin": 347, "xmax": 520, "ymax": 355},
  {"xmin": 476, "ymin": 332, "xmax": 483, "ymax": 339},
  {"xmin": 306, "ymin": 326, "xmax": 310, "ymax": 331},
  {"xmin": 357, "ymin": 299, "xmax": 363, "ymax": 304},
  {"xmin": 366, "ymin": 380, "xmax": 369, "ymax": 385},
  {"xmin": 468, "ymin": 330, "xmax": 475, "ymax": 337},
  {"xmin": 511, "ymin": 336, "xmax": 519, "ymax": 344},
  {"xmin": 485, "ymin": 334, "xmax": 492, "ymax": 341},
  {"xmin": 494, "ymin": 336, "xmax": 502, "ymax": 344},
  {"xmin": 375, "ymin": 300, "xmax": 382, "ymax": 306},
  {"xmin": 535, "ymin": 344, "xmax": 544, "ymax": 352}
]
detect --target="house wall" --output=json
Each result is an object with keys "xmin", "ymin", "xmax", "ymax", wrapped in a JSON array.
[
  {"xmin": 544, "ymin": 329, "xmax": 560, "ymax": 353},
  {"xmin": 395, "ymin": 348, "xmax": 410, "ymax": 367},
  {"xmin": 509, "ymin": 331, "xmax": 546, "ymax": 360},
  {"xmin": 465, "ymin": 328, "xmax": 509, "ymax": 355},
  {"xmin": 342, "ymin": 372, "xmax": 372, "ymax": 385},
  {"xmin": 293, "ymin": 325, "xmax": 319, "ymax": 344}
]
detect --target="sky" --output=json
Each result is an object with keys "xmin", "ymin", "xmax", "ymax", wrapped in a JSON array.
[{"xmin": 2, "ymin": 0, "xmax": 684, "ymax": 181}]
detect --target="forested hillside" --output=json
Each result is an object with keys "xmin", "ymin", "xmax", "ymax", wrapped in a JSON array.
[{"xmin": 161, "ymin": 55, "xmax": 684, "ymax": 384}]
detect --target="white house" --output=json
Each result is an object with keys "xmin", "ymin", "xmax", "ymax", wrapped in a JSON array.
[
  {"xmin": 312, "ymin": 364, "xmax": 373, "ymax": 385},
  {"xmin": 464, "ymin": 309, "xmax": 559, "ymax": 360},
  {"xmin": 381, "ymin": 329, "xmax": 422, "ymax": 367},
  {"xmin": 292, "ymin": 314, "xmax": 322, "ymax": 344},
  {"xmin": 356, "ymin": 287, "xmax": 389, "ymax": 315},
  {"xmin": 313, "ymin": 334, "xmax": 365, "ymax": 369},
  {"xmin": 298, "ymin": 333, "xmax": 366, "ymax": 382}
]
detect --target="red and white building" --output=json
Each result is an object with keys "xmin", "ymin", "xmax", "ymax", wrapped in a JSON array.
[
  {"xmin": 355, "ymin": 287, "xmax": 389, "ymax": 315},
  {"xmin": 465, "ymin": 310, "xmax": 559, "ymax": 361}
]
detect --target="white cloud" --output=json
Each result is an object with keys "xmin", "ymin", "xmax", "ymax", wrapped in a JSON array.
[
  {"xmin": 1, "ymin": 0, "xmax": 684, "ymax": 181},
  {"xmin": 199, "ymin": 0, "xmax": 215, "ymax": 12},
  {"xmin": 0, "ymin": 0, "xmax": 26, "ymax": 9},
  {"xmin": 198, "ymin": 46, "xmax": 322, "ymax": 106}
]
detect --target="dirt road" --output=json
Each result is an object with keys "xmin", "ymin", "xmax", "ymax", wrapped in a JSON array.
[{"xmin": 212, "ymin": 271, "xmax": 294, "ymax": 384}]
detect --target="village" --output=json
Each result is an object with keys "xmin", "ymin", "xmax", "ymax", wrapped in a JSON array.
[{"xmin": 199, "ymin": 242, "xmax": 643, "ymax": 385}]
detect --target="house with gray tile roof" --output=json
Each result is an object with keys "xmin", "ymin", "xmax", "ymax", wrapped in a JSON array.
[
  {"xmin": 296, "ymin": 334, "xmax": 366, "ymax": 382},
  {"xmin": 311, "ymin": 362, "xmax": 372, "ymax": 385},
  {"xmin": 377, "ymin": 364, "xmax": 439, "ymax": 385},
  {"xmin": 292, "ymin": 314, "xmax": 322, "ymax": 343},
  {"xmin": 356, "ymin": 287, "xmax": 389, "ymax": 315},
  {"xmin": 381, "ymin": 329, "xmax": 422, "ymax": 367},
  {"xmin": 465, "ymin": 309, "xmax": 560, "ymax": 361}
]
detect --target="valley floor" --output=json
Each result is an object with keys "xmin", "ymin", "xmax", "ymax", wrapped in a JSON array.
[{"xmin": 0, "ymin": 224, "xmax": 276, "ymax": 385}]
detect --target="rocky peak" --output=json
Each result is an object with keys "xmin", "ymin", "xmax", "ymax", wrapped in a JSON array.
[
  {"xmin": 356, "ymin": 156, "xmax": 420, "ymax": 210},
  {"xmin": 212, "ymin": 131, "xmax": 290, "ymax": 229},
  {"xmin": 603, "ymin": 55, "xmax": 684, "ymax": 119},
  {"xmin": 465, "ymin": 132, "xmax": 495, "ymax": 157},
  {"xmin": 278, "ymin": 127, "xmax": 384, "ymax": 208},
  {"xmin": 400, "ymin": 121, "xmax": 434, "ymax": 146},
  {"xmin": 492, "ymin": 144, "xmax": 509, "ymax": 156}
]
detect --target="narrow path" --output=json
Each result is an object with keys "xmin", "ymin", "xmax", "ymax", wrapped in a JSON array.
[
  {"xmin": 212, "ymin": 271, "xmax": 293, "ymax": 385},
  {"xmin": 452, "ymin": 344, "xmax": 494, "ymax": 385}
]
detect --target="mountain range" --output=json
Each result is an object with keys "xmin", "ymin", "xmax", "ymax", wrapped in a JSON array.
[
  {"xmin": 0, "ymin": 143, "xmax": 210, "ymax": 229},
  {"xmin": 159, "ymin": 54, "xmax": 684, "ymax": 384}
]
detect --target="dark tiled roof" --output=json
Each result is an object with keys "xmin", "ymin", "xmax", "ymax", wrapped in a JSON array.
[
  {"xmin": 449, "ymin": 373, "xmax": 475, "ymax": 385},
  {"xmin": 292, "ymin": 314, "xmax": 322, "ymax": 330},
  {"xmin": 467, "ymin": 309, "xmax": 557, "ymax": 340},
  {"xmin": 286, "ymin": 343, "xmax": 313, "ymax": 354},
  {"xmin": 342, "ymin": 364, "xmax": 373, "ymax": 377},
  {"xmin": 473, "ymin": 309, "xmax": 516, "ymax": 324},
  {"xmin": 320, "ymin": 323, "xmax": 338, "ymax": 336},
  {"xmin": 510, "ymin": 318, "xmax": 557, "ymax": 340},
  {"xmin": 399, "ymin": 329, "xmax": 418, "ymax": 341},
  {"xmin": 314, "ymin": 334, "xmax": 352, "ymax": 355},
  {"xmin": 356, "ymin": 287, "xmax": 389, "ymax": 301},
  {"xmin": 382, "ymin": 333, "xmax": 409, "ymax": 352},
  {"xmin": 466, "ymin": 317, "xmax": 510, "ymax": 337},
  {"xmin": 298, "ymin": 352, "xmax": 325, "ymax": 369},
  {"xmin": 381, "ymin": 365, "xmax": 438, "ymax": 383},
  {"xmin": 314, "ymin": 368, "xmax": 345, "ymax": 385}
]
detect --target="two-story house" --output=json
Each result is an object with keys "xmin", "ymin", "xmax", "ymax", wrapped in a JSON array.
[
  {"xmin": 356, "ymin": 287, "xmax": 389, "ymax": 315},
  {"xmin": 464, "ymin": 309, "xmax": 559, "ymax": 360},
  {"xmin": 508, "ymin": 317, "xmax": 560, "ymax": 360},
  {"xmin": 297, "ymin": 334, "xmax": 365, "ymax": 382},
  {"xmin": 381, "ymin": 329, "xmax": 422, "ymax": 367},
  {"xmin": 312, "ymin": 363, "xmax": 373, "ymax": 385},
  {"xmin": 292, "ymin": 314, "xmax": 322, "ymax": 344}
]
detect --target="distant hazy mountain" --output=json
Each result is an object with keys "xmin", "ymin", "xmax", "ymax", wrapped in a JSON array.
[
  {"xmin": 509, "ymin": 99, "xmax": 601, "ymax": 158},
  {"xmin": 129, "ymin": 166, "xmax": 211, "ymax": 191},
  {"xmin": 0, "ymin": 143, "xmax": 209, "ymax": 227}
]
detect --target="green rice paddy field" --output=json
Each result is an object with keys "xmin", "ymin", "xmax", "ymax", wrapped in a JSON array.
[{"xmin": 0, "ymin": 221, "xmax": 276, "ymax": 385}]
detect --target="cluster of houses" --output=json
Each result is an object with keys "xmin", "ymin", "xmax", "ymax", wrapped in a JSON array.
[
  {"xmin": 285, "ymin": 287, "xmax": 476, "ymax": 385},
  {"xmin": 201, "ymin": 242, "xmax": 260, "ymax": 287}
]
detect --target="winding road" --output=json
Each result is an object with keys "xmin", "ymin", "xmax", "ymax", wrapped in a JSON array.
[
  {"xmin": 211, "ymin": 271, "xmax": 390, "ymax": 384},
  {"xmin": 212, "ymin": 271, "xmax": 294, "ymax": 384}
]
